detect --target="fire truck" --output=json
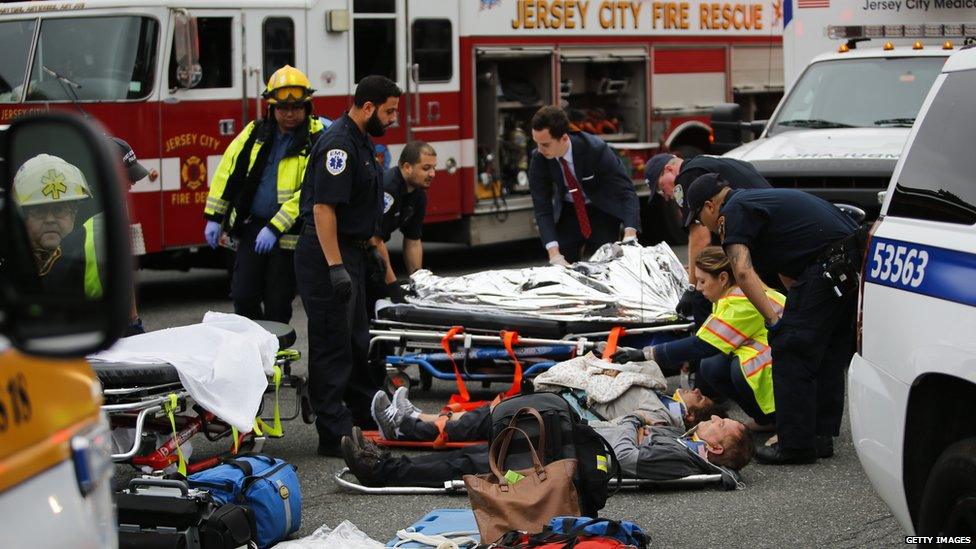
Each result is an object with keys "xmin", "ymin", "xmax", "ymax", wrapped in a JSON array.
[{"xmin": 0, "ymin": 0, "xmax": 783, "ymax": 264}]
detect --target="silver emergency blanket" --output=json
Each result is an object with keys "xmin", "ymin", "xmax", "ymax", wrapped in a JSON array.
[{"xmin": 406, "ymin": 241, "xmax": 688, "ymax": 322}]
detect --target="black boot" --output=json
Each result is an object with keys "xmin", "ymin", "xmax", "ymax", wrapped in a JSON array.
[{"xmin": 755, "ymin": 443, "xmax": 818, "ymax": 465}]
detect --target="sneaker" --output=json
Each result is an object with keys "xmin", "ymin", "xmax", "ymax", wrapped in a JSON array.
[
  {"xmin": 371, "ymin": 391, "xmax": 398, "ymax": 439},
  {"xmin": 340, "ymin": 435, "xmax": 384, "ymax": 487},
  {"xmin": 392, "ymin": 386, "xmax": 421, "ymax": 419}
]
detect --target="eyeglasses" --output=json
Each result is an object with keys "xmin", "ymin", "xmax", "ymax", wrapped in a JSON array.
[
  {"xmin": 25, "ymin": 203, "xmax": 77, "ymax": 220},
  {"xmin": 270, "ymin": 86, "xmax": 309, "ymax": 103}
]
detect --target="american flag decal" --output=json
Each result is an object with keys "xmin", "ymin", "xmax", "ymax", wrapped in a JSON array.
[{"xmin": 798, "ymin": 0, "xmax": 830, "ymax": 7}]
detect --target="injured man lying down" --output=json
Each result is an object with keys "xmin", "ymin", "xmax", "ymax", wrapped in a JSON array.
[{"xmin": 342, "ymin": 354, "xmax": 755, "ymax": 488}]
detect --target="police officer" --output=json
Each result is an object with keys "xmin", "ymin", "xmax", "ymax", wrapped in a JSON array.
[
  {"xmin": 684, "ymin": 173, "xmax": 859, "ymax": 464},
  {"xmin": 204, "ymin": 65, "xmax": 325, "ymax": 324},
  {"xmin": 367, "ymin": 141, "xmax": 437, "ymax": 310},
  {"xmin": 528, "ymin": 106, "xmax": 641, "ymax": 265},
  {"xmin": 644, "ymin": 153, "xmax": 771, "ymax": 325},
  {"xmin": 295, "ymin": 75, "xmax": 401, "ymax": 457}
]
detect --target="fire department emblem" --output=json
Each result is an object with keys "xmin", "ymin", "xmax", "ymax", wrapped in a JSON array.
[
  {"xmin": 480, "ymin": 0, "xmax": 501, "ymax": 9},
  {"xmin": 326, "ymin": 149, "xmax": 347, "ymax": 175},
  {"xmin": 181, "ymin": 156, "xmax": 207, "ymax": 190},
  {"xmin": 383, "ymin": 192, "xmax": 395, "ymax": 213}
]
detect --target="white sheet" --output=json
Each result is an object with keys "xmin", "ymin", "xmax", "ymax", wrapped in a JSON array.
[{"xmin": 90, "ymin": 312, "xmax": 277, "ymax": 432}]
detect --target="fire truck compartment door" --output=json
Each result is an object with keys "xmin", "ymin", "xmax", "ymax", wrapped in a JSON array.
[
  {"xmin": 159, "ymin": 9, "xmax": 244, "ymax": 249},
  {"xmin": 651, "ymin": 48, "xmax": 726, "ymax": 112},
  {"xmin": 731, "ymin": 46, "xmax": 783, "ymax": 93}
]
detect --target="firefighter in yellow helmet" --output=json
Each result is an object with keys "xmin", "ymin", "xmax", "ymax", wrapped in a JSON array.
[
  {"xmin": 13, "ymin": 154, "xmax": 91, "ymax": 278},
  {"xmin": 203, "ymin": 65, "xmax": 328, "ymax": 323}
]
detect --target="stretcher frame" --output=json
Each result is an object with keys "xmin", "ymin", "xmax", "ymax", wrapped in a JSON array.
[
  {"xmin": 102, "ymin": 350, "xmax": 311, "ymax": 474},
  {"xmin": 333, "ymin": 467, "xmax": 726, "ymax": 494}
]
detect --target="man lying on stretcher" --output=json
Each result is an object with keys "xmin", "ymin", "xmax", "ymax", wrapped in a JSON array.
[
  {"xmin": 370, "ymin": 347, "xmax": 722, "ymax": 444},
  {"xmin": 342, "ymin": 411, "xmax": 753, "ymax": 488}
]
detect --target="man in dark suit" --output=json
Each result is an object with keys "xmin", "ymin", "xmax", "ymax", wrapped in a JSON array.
[{"xmin": 528, "ymin": 106, "xmax": 641, "ymax": 265}]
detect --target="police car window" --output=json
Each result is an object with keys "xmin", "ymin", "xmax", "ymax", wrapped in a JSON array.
[
  {"xmin": 412, "ymin": 19, "xmax": 452, "ymax": 82},
  {"xmin": 353, "ymin": 18, "xmax": 397, "ymax": 83},
  {"xmin": 887, "ymin": 69, "xmax": 976, "ymax": 225},
  {"xmin": 0, "ymin": 20, "xmax": 36, "ymax": 103},
  {"xmin": 770, "ymin": 57, "xmax": 944, "ymax": 134},
  {"xmin": 24, "ymin": 16, "xmax": 158, "ymax": 102},
  {"xmin": 263, "ymin": 18, "xmax": 295, "ymax": 83},
  {"xmin": 168, "ymin": 17, "xmax": 233, "ymax": 89}
]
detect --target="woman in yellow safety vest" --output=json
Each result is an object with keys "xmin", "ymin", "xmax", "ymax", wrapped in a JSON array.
[{"xmin": 608, "ymin": 246, "xmax": 784, "ymax": 427}]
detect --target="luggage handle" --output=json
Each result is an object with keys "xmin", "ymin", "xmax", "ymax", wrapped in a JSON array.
[
  {"xmin": 128, "ymin": 477, "xmax": 190, "ymax": 496},
  {"xmin": 489, "ymin": 426, "xmax": 547, "ymax": 486},
  {"xmin": 501, "ymin": 407, "xmax": 547, "ymax": 460}
]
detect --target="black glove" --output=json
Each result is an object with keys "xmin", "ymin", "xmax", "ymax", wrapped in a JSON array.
[
  {"xmin": 675, "ymin": 287, "xmax": 698, "ymax": 317},
  {"xmin": 611, "ymin": 347, "xmax": 647, "ymax": 364},
  {"xmin": 386, "ymin": 281, "xmax": 408, "ymax": 304},
  {"xmin": 329, "ymin": 264, "xmax": 352, "ymax": 302},
  {"xmin": 366, "ymin": 246, "xmax": 387, "ymax": 283}
]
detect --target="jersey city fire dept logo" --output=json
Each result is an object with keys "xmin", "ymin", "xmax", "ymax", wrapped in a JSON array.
[{"xmin": 181, "ymin": 156, "xmax": 207, "ymax": 190}]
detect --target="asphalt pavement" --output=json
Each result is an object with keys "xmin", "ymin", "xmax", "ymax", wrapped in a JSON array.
[{"xmin": 126, "ymin": 240, "xmax": 910, "ymax": 548}]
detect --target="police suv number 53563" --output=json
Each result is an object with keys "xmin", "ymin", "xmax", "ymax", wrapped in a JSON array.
[{"xmin": 869, "ymin": 242, "xmax": 929, "ymax": 288}]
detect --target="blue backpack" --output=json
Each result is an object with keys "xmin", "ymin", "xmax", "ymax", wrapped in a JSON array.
[
  {"xmin": 189, "ymin": 454, "xmax": 301, "ymax": 548},
  {"xmin": 547, "ymin": 517, "xmax": 649, "ymax": 548}
]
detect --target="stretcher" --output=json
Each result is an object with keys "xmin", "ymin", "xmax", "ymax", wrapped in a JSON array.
[
  {"xmin": 334, "ymin": 467, "xmax": 730, "ymax": 494},
  {"xmin": 95, "ymin": 321, "xmax": 313, "ymax": 475}
]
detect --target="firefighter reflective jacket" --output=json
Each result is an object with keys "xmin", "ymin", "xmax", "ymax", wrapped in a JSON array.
[
  {"xmin": 204, "ymin": 116, "xmax": 325, "ymax": 249},
  {"xmin": 696, "ymin": 286, "xmax": 785, "ymax": 414}
]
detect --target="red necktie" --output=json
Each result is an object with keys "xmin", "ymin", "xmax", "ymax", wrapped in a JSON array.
[{"xmin": 559, "ymin": 157, "xmax": 591, "ymax": 239}]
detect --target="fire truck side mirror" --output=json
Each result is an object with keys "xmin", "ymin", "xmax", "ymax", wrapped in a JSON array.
[
  {"xmin": 174, "ymin": 11, "xmax": 203, "ymax": 89},
  {"xmin": 0, "ymin": 112, "xmax": 133, "ymax": 357},
  {"xmin": 710, "ymin": 103, "xmax": 745, "ymax": 155}
]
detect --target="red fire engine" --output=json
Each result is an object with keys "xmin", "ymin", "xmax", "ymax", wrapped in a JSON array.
[{"xmin": 0, "ymin": 0, "xmax": 783, "ymax": 265}]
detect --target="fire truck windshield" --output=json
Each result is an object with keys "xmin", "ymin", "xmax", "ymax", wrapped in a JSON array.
[
  {"xmin": 768, "ymin": 57, "xmax": 944, "ymax": 136},
  {"xmin": 14, "ymin": 16, "xmax": 159, "ymax": 102}
]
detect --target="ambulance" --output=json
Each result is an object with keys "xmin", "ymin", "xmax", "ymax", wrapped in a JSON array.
[
  {"xmin": 714, "ymin": 1, "xmax": 976, "ymax": 218},
  {"xmin": 0, "ymin": 0, "xmax": 783, "ymax": 251}
]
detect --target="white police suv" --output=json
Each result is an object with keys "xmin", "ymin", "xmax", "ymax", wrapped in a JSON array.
[{"xmin": 849, "ymin": 43, "xmax": 976, "ymax": 541}]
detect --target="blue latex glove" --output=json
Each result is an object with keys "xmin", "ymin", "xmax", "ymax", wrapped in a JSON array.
[
  {"xmin": 254, "ymin": 227, "xmax": 278, "ymax": 254},
  {"xmin": 204, "ymin": 221, "xmax": 222, "ymax": 249}
]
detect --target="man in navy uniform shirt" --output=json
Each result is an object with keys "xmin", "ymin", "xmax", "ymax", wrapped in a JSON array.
[
  {"xmin": 528, "ymin": 106, "xmax": 641, "ymax": 265},
  {"xmin": 684, "ymin": 174, "xmax": 859, "ymax": 465},
  {"xmin": 294, "ymin": 75, "xmax": 401, "ymax": 457},
  {"xmin": 368, "ymin": 141, "xmax": 437, "ymax": 307}
]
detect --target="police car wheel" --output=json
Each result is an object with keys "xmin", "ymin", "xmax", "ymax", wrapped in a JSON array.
[{"xmin": 917, "ymin": 437, "xmax": 976, "ymax": 538}]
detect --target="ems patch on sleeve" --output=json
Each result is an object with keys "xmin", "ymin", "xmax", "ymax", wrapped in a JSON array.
[
  {"xmin": 383, "ymin": 192, "xmax": 395, "ymax": 213},
  {"xmin": 326, "ymin": 149, "xmax": 348, "ymax": 175}
]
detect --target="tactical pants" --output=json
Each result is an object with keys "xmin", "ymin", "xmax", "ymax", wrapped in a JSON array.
[
  {"xmin": 768, "ymin": 261, "xmax": 856, "ymax": 450},
  {"xmin": 375, "ymin": 444, "xmax": 490, "ymax": 487},
  {"xmin": 231, "ymin": 218, "xmax": 297, "ymax": 323},
  {"xmin": 295, "ymin": 234, "xmax": 380, "ymax": 446}
]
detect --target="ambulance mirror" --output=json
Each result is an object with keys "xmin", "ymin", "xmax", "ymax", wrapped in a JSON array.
[
  {"xmin": 0, "ymin": 113, "xmax": 132, "ymax": 357},
  {"xmin": 174, "ymin": 11, "xmax": 203, "ymax": 89},
  {"xmin": 710, "ymin": 103, "xmax": 745, "ymax": 154}
]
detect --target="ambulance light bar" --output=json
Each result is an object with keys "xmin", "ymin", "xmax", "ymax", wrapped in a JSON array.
[{"xmin": 828, "ymin": 24, "xmax": 975, "ymax": 40}]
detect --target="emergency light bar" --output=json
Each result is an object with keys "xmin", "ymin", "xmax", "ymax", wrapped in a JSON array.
[{"xmin": 828, "ymin": 24, "xmax": 976, "ymax": 40}]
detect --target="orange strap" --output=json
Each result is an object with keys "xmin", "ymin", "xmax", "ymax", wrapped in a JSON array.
[
  {"xmin": 441, "ymin": 326, "xmax": 471, "ymax": 403},
  {"xmin": 431, "ymin": 414, "xmax": 452, "ymax": 449},
  {"xmin": 501, "ymin": 330, "xmax": 523, "ymax": 398},
  {"xmin": 603, "ymin": 326, "xmax": 626, "ymax": 363}
]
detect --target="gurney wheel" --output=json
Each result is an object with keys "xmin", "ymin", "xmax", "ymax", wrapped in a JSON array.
[
  {"xmin": 384, "ymin": 371, "xmax": 411, "ymax": 394},
  {"xmin": 420, "ymin": 370, "xmax": 432, "ymax": 392}
]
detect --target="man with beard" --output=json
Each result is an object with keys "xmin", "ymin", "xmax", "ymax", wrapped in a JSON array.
[
  {"xmin": 295, "ymin": 75, "xmax": 401, "ymax": 457},
  {"xmin": 366, "ymin": 141, "xmax": 437, "ymax": 310}
]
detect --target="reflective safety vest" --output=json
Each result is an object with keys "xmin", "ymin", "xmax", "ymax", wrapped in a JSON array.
[
  {"xmin": 204, "ymin": 116, "xmax": 325, "ymax": 250},
  {"xmin": 82, "ymin": 215, "xmax": 103, "ymax": 299},
  {"xmin": 696, "ymin": 286, "xmax": 785, "ymax": 414}
]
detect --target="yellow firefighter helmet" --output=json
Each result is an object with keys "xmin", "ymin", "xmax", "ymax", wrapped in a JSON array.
[{"xmin": 263, "ymin": 65, "xmax": 314, "ymax": 105}]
